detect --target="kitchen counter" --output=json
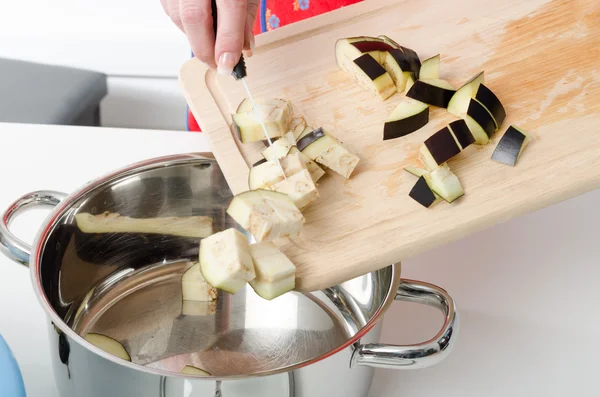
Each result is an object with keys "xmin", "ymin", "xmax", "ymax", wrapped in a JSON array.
[{"xmin": 1, "ymin": 122, "xmax": 598, "ymax": 397}]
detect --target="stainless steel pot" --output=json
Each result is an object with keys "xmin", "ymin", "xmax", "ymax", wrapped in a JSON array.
[{"xmin": 0, "ymin": 153, "xmax": 459, "ymax": 397}]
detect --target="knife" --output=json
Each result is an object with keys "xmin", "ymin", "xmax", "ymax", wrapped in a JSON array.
[{"xmin": 210, "ymin": 0, "xmax": 286, "ymax": 178}]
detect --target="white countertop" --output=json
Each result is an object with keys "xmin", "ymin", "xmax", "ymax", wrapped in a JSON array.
[{"xmin": 1, "ymin": 122, "xmax": 599, "ymax": 397}]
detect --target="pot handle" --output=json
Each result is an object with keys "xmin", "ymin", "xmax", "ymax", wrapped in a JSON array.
[
  {"xmin": 350, "ymin": 278, "xmax": 459, "ymax": 370},
  {"xmin": 0, "ymin": 191, "xmax": 67, "ymax": 267}
]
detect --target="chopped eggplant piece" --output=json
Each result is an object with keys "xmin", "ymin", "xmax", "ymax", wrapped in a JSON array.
[
  {"xmin": 475, "ymin": 84, "xmax": 506, "ymax": 128},
  {"xmin": 181, "ymin": 263, "xmax": 218, "ymax": 302},
  {"xmin": 377, "ymin": 35, "xmax": 402, "ymax": 49},
  {"xmin": 400, "ymin": 46, "xmax": 422, "ymax": 78},
  {"xmin": 236, "ymin": 98, "xmax": 253, "ymax": 113},
  {"xmin": 271, "ymin": 169, "xmax": 320, "ymax": 210},
  {"xmin": 290, "ymin": 117, "xmax": 308, "ymax": 140},
  {"xmin": 447, "ymin": 71, "xmax": 485, "ymax": 118},
  {"xmin": 199, "ymin": 228, "xmax": 256, "ymax": 294},
  {"xmin": 404, "ymin": 165, "xmax": 429, "ymax": 177},
  {"xmin": 262, "ymin": 136, "xmax": 294, "ymax": 161},
  {"xmin": 419, "ymin": 144, "xmax": 439, "ymax": 171},
  {"xmin": 423, "ymin": 164, "xmax": 464, "ymax": 203},
  {"xmin": 298, "ymin": 128, "xmax": 360, "ymax": 178},
  {"xmin": 383, "ymin": 98, "xmax": 429, "ymax": 140},
  {"xmin": 351, "ymin": 41, "xmax": 395, "ymax": 63},
  {"xmin": 382, "ymin": 49, "xmax": 412, "ymax": 92},
  {"xmin": 466, "ymin": 98, "xmax": 496, "ymax": 144},
  {"xmin": 182, "ymin": 300, "xmax": 217, "ymax": 316},
  {"xmin": 296, "ymin": 128, "xmax": 326, "ymax": 152},
  {"xmin": 248, "ymin": 241, "xmax": 296, "ymax": 300},
  {"xmin": 419, "ymin": 54, "xmax": 440, "ymax": 80},
  {"xmin": 406, "ymin": 79, "xmax": 456, "ymax": 108},
  {"xmin": 448, "ymin": 119, "xmax": 475, "ymax": 150},
  {"xmin": 249, "ymin": 160, "xmax": 286, "ymax": 190},
  {"xmin": 352, "ymin": 54, "xmax": 397, "ymax": 100},
  {"xmin": 409, "ymin": 176, "xmax": 438, "ymax": 208},
  {"xmin": 335, "ymin": 39, "xmax": 396, "ymax": 101},
  {"xmin": 74, "ymin": 212, "xmax": 213, "ymax": 238},
  {"xmin": 232, "ymin": 98, "xmax": 293, "ymax": 143},
  {"xmin": 181, "ymin": 366, "xmax": 211, "ymax": 376},
  {"xmin": 423, "ymin": 126, "xmax": 462, "ymax": 166},
  {"xmin": 85, "ymin": 333, "xmax": 131, "ymax": 361},
  {"xmin": 289, "ymin": 147, "xmax": 326, "ymax": 183},
  {"xmin": 491, "ymin": 125, "xmax": 532, "ymax": 166},
  {"xmin": 226, "ymin": 190, "xmax": 304, "ymax": 242}
]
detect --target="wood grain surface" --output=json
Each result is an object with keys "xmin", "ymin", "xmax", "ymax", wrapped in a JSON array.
[{"xmin": 179, "ymin": 0, "xmax": 600, "ymax": 292}]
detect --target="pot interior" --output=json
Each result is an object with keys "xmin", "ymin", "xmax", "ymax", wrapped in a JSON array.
[{"xmin": 36, "ymin": 154, "xmax": 399, "ymax": 377}]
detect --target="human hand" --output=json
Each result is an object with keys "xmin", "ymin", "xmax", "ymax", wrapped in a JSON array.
[{"xmin": 161, "ymin": 0, "xmax": 259, "ymax": 75}]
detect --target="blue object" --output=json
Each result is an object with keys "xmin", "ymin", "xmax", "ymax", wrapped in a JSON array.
[{"xmin": 0, "ymin": 334, "xmax": 26, "ymax": 397}]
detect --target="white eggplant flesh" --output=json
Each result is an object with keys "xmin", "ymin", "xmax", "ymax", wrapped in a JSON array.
[
  {"xmin": 299, "ymin": 130, "xmax": 360, "ymax": 179},
  {"xmin": 419, "ymin": 144, "xmax": 439, "ymax": 171},
  {"xmin": 289, "ymin": 117, "xmax": 308, "ymax": 140},
  {"xmin": 250, "ymin": 277, "xmax": 296, "ymax": 301},
  {"xmin": 447, "ymin": 72, "xmax": 485, "ymax": 118},
  {"xmin": 262, "ymin": 136, "xmax": 294, "ymax": 161},
  {"xmin": 199, "ymin": 228, "xmax": 255, "ymax": 294},
  {"xmin": 419, "ymin": 55, "xmax": 440, "ymax": 79},
  {"xmin": 289, "ymin": 147, "xmax": 326, "ymax": 183},
  {"xmin": 181, "ymin": 263, "xmax": 218, "ymax": 302},
  {"xmin": 226, "ymin": 191, "xmax": 304, "ymax": 242},
  {"xmin": 75, "ymin": 212, "xmax": 213, "ymax": 238},
  {"xmin": 232, "ymin": 98, "xmax": 293, "ymax": 143},
  {"xmin": 423, "ymin": 165, "xmax": 464, "ymax": 203},
  {"xmin": 85, "ymin": 333, "xmax": 131, "ymax": 361},
  {"xmin": 271, "ymin": 169, "xmax": 320, "ymax": 210},
  {"xmin": 248, "ymin": 240, "xmax": 296, "ymax": 300},
  {"xmin": 181, "ymin": 365, "xmax": 211, "ymax": 376},
  {"xmin": 248, "ymin": 152, "xmax": 308, "ymax": 190}
]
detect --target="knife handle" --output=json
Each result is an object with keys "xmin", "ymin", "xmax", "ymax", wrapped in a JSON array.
[{"xmin": 211, "ymin": 0, "xmax": 247, "ymax": 80}]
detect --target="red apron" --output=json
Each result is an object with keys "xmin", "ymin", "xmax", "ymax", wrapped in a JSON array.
[{"xmin": 187, "ymin": 0, "xmax": 363, "ymax": 132}]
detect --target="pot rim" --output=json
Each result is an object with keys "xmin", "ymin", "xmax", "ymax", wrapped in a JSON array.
[{"xmin": 28, "ymin": 152, "xmax": 402, "ymax": 380}]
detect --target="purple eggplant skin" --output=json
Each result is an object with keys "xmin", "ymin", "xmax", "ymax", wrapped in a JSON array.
[
  {"xmin": 491, "ymin": 126, "xmax": 526, "ymax": 166},
  {"xmin": 424, "ymin": 127, "xmax": 462, "ymax": 165},
  {"xmin": 409, "ymin": 176, "xmax": 436, "ymax": 208},
  {"xmin": 475, "ymin": 84, "xmax": 506, "ymax": 127},
  {"xmin": 406, "ymin": 81, "xmax": 455, "ymax": 108},
  {"xmin": 296, "ymin": 127, "xmax": 326, "ymax": 152},
  {"xmin": 467, "ymin": 99, "xmax": 496, "ymax": 137},
  {"xmin": 399, "ymin": 46, "xmax": 422, "ymax": 78},
  {"xmin": 448, "ymin": 119, "xmax": 475, "ymax": 149},
  {"xmin": 353, "ymin": 54, "xmax": 387, "ymax": 80},
  {"xmin": 383, "ymin": 108, "xmax": 429, "ymax": 140},
  {"xmin": 252, "ymin": 158, "xmax": 268, "ymax": 167}
]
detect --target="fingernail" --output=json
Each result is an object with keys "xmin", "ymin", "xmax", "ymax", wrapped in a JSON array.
[{"xmin": 217, "ymin": 52, "xmax": 236, "ymax": 75}]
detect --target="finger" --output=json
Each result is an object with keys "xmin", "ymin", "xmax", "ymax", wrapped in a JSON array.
[
  {"xmin": 179, "ymin": 0, "xmax": 217, "ymax": 68},
  {"xmin": 166, "ymin": 0, "xmax": 184, "ymax": 32},
  {"xmin": 215, "ymin": 0, "xmax": 247, "ymax": 75}
]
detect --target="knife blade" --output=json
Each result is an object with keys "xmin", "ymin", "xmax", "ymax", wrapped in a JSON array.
[{"xmin": 210, "ymin": 0, "xmax": 286, "ymax": 179}]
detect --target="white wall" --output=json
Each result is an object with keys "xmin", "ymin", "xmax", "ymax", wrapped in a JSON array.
[{"xmin": 0, "ymin": 0, "xmax": 193, "ymax": 130}]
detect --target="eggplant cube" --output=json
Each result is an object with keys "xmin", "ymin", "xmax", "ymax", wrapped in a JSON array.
[
  {"xmin": 491, "ymin": 125, "xmax": 532, "ymax": 166},
  {"xmin": 298, "ymin": 128, "xmax": 360, "ymax": 179},
  {"xmin": 263, "ymin": 136, "xmax": 294, "ymax": 161},
  {"xmin": 271, "ymin": 169, "xmax": 320, "ymax": 210},
  {"xmin": 409, "ymin": 176, "xmax": 437, "ymax": 208},
  {"xmin": 227, "ymin": 190, "xmax": 305, "ymax": 242},
  {"xmin": 232, "ymin": 98, "xmax": 293, "ymax": 143},
  {"xmin": 423, "ymin": 165, "xmax": 464, "ymax": 203},
  {"xmin": 249, "ymin": 241, "xmax": 296, "ymax": 300},
  {"xmin": 289, "ymin": 147, "xmax": 326, "ymax": 183},
  {"xmin": 423, "ymin": 126, "xmax": 462, "ymax": 166},
  {"xmin": 199, "ymin": 228, "xmax": 256, "ymax": 295},
  {"xmin": 248, "ymin": 151, "xmax": 308, "ymax": 190},
  {"xmin": 181, "ymin": 263, "xmax": 218, "ymax": 302}
]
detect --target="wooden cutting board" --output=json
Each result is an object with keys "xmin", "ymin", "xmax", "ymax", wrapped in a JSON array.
[{"xmin": 179, "ymin": 0, "xmax": 600, "ymax": 292}]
